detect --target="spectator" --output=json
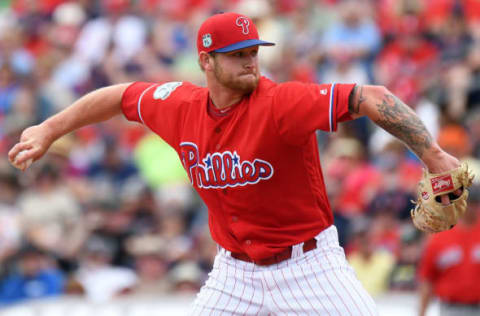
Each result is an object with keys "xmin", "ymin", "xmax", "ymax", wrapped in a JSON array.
[
  {"xmin": 432, "ymin": 9, "xmax": 472, "ymax": 67},
  {"xmin": 417, "ymin": 185, "xmax": 480, "ymax": 316},
  {"xmin": 325, "ymin": 137, "xmax": 383, "ymax": 246},
  {"xmin": 322, "ymin": 0, "xmax": 381, "ymax": 81},
  {"xmin": 73, "ymin": 235, "xmax": 137, "ymax": 302},
  {"xmin": 375, "ymin": 14, "xmax": 438, "ymax": 105},
  {"xmin": 126, "ymin": 209, "xmax": 192, "ymax": 266},
  {"xmin": 326, "ymin": 137, "xmax": 383, "ymax": 217},
  {"xmin": 0, "ymin": 244, "xmax": 64, "ymax": 306},
  {"xmin": 168, "ymin": 261, "xmax": 205, "ymax": 294},
  {"xmin": 347, "ymin": 218, "xmax": 395, "ymax": 297},
  {"xmin": 127, "ymin": 238, "xmax": 170, "ymax": 296},
  {"xmin": 17, "ymin": 162, "xmax": 86, "ymax": 272},
  {"xmin": 87, "ymin": 136, "xmax": 140, "ymax": 201},
  {"xmin": 368, "ymin": 206, "xmax": 401, "ymax": 256},
  {"xmin": 374, "ymin": 140, "xmax": 422, "ymax": 195},
  {"xmin": 87, "ymin": 205, "xmax": 136, "ymax": 268},
  {"xmin": 321, "ymin": 47, "xmax": 370, "ymax": 85},
  {"xmin": 74, "ymin": 0, "xmax": 147, "ymax": 66},
  {"xmin": 389, "ymin": 226, "xmax": 423, "ymax": 292}
]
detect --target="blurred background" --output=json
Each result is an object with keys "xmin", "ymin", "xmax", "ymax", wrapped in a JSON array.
[{"xmin": 0, "ymin": 0, "xmax": 479, "ymax": 315}]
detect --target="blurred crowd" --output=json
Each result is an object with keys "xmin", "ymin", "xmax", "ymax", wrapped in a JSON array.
[{"xmin": 0, "ymin": 0, "xmax": 480, "ymax": 307}]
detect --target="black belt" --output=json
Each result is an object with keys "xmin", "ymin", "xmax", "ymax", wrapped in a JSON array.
[{"xmin": 231, "ymin": 238, "xmax": 317, "ymax": 266}]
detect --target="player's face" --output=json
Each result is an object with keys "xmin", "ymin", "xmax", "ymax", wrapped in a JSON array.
[{"xmin": 213, "ymin": 46, "xmax": 260, "ymax": 93}]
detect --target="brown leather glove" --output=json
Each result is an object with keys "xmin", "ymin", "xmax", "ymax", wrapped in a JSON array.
[{"xmin": 411, "ymin": 162, "xmax": 475, "ymax": 233}]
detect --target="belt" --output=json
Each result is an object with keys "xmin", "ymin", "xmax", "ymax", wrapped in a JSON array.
[{"xmin": 231, "ymin": 238, "xmax": 317, "ymax": 266}]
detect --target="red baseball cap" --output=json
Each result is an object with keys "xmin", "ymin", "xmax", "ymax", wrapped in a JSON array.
[{"xmin": 197, "ymin": 12, "xmax": 275, "ymax": 54}]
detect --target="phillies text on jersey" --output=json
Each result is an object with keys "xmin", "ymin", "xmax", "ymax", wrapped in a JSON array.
[{"xmin": 180, "ymin": 142, "xmax": 274, "ymax": 189}]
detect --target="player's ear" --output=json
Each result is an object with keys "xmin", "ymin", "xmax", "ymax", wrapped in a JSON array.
[{"xmin": 198, "ymin": 51, "xmax": 215, "ymax": 72}]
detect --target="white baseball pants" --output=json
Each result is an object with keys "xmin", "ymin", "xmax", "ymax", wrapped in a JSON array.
[{"xmin": 190, "ymin": 225, "xmax": 378, "ymax": 315}]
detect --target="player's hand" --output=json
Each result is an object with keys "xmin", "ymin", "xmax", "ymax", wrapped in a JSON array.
[{"xmin": 8, "ymin": 124, "xmax": 54, "ymax": 171}]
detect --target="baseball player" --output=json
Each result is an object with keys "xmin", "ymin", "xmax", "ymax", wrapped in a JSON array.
[
  {"xmin": 9, "ymin": 12, "xmax": 464, "ymax": 315},
  {"xmin": 417, "ymin": 187, "xmax": 480, "ymax": 316}
]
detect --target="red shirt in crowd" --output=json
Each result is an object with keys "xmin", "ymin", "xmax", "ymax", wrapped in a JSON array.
[
  {"xmin": 418, "ymin": 220, "xmax": 480, "ymax": 304},
  {"xmin": 121, "ymin": 77, "xmax": 354, "ymax": 260}
]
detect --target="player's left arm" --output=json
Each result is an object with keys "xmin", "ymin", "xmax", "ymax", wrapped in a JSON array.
[{"xmin": 347, "ymin": 84, "xmax": 459, "ymax": 174}]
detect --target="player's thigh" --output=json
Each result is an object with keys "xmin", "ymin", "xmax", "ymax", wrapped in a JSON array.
[{"xmin": 304, "ymin": 247, "xmax": 378, "ymax": 316}]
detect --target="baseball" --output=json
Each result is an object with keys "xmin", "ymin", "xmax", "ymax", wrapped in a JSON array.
[{"xmin": 13, "ymin": 150, "xmax": 33, "ymax": 170}]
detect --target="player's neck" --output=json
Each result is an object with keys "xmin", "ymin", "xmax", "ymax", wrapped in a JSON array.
[
  {"xmin": 210, "ymin": 92, "xmax": 243, "ymax": 110},
  {"xmin": 207, "ymin": 80, "xmax": 245, "ymax": 110}
]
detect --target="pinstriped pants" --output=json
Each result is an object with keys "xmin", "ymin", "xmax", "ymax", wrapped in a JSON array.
[{"xmin": 190, "ymin": 226, "xmax": 378, "ymax": 315}]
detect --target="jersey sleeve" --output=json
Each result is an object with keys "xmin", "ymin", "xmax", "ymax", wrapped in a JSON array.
[
  {"xmin": 121, "ymin": 81, "xmax": 188, "ymax": 148},
  {"xmin": 271, "ymin": 82, "xmax": 355, "ymax": 146}
]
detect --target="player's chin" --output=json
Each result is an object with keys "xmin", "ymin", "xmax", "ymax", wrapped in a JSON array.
[{"xmin": 237, "ymin": 75, "xmax": 259, "ymax": 93}]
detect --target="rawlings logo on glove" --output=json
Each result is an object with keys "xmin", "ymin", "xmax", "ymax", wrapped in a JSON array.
[
  {"xmin": 431, "ymin": 175, "xmax": 454, "ymax": 193},
  {"xmin": 411, "ymin": 162, "xmax": 475, "ymax": 233}
]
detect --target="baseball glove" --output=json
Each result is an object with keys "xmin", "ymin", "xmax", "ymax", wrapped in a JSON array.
[{"xmin": 411, "ymin": 162, "xmax": 475, "ymax": 233}]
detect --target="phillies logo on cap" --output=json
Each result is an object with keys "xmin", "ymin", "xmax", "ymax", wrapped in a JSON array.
[
  {"xmin": 202, "ymin": 33, "xmax": 212, "ymax": 48},
  {"xmin": 236, "ymin": 17, "xmax": 250, "ymax": 34}
]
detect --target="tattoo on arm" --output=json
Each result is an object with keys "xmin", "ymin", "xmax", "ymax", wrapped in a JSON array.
[
  {"xmin": 374, "ymin": 93, "xmax": 433, "ymax": 158},
  {"xmin": 348, "ymin": 85, "xmax": 366, "ymax": 115}
]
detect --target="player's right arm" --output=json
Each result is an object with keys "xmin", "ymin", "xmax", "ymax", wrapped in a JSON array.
[{"xmin": 8, "ymin": 84, "xmax": 130, "ymax": 168}]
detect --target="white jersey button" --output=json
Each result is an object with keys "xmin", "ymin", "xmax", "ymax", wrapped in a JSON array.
[{"xmin": 245, "ymin": 240, "xmax": 251, "ymax": 245}]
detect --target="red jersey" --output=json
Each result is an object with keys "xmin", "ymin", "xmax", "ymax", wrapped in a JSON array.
[
  {"xmin": 121, "ymin": 76, "xmax": 354, "ymax": 260},
  {"xmin": 418, "ymin": 220, "xmax": 480, "ymax": 304}
]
